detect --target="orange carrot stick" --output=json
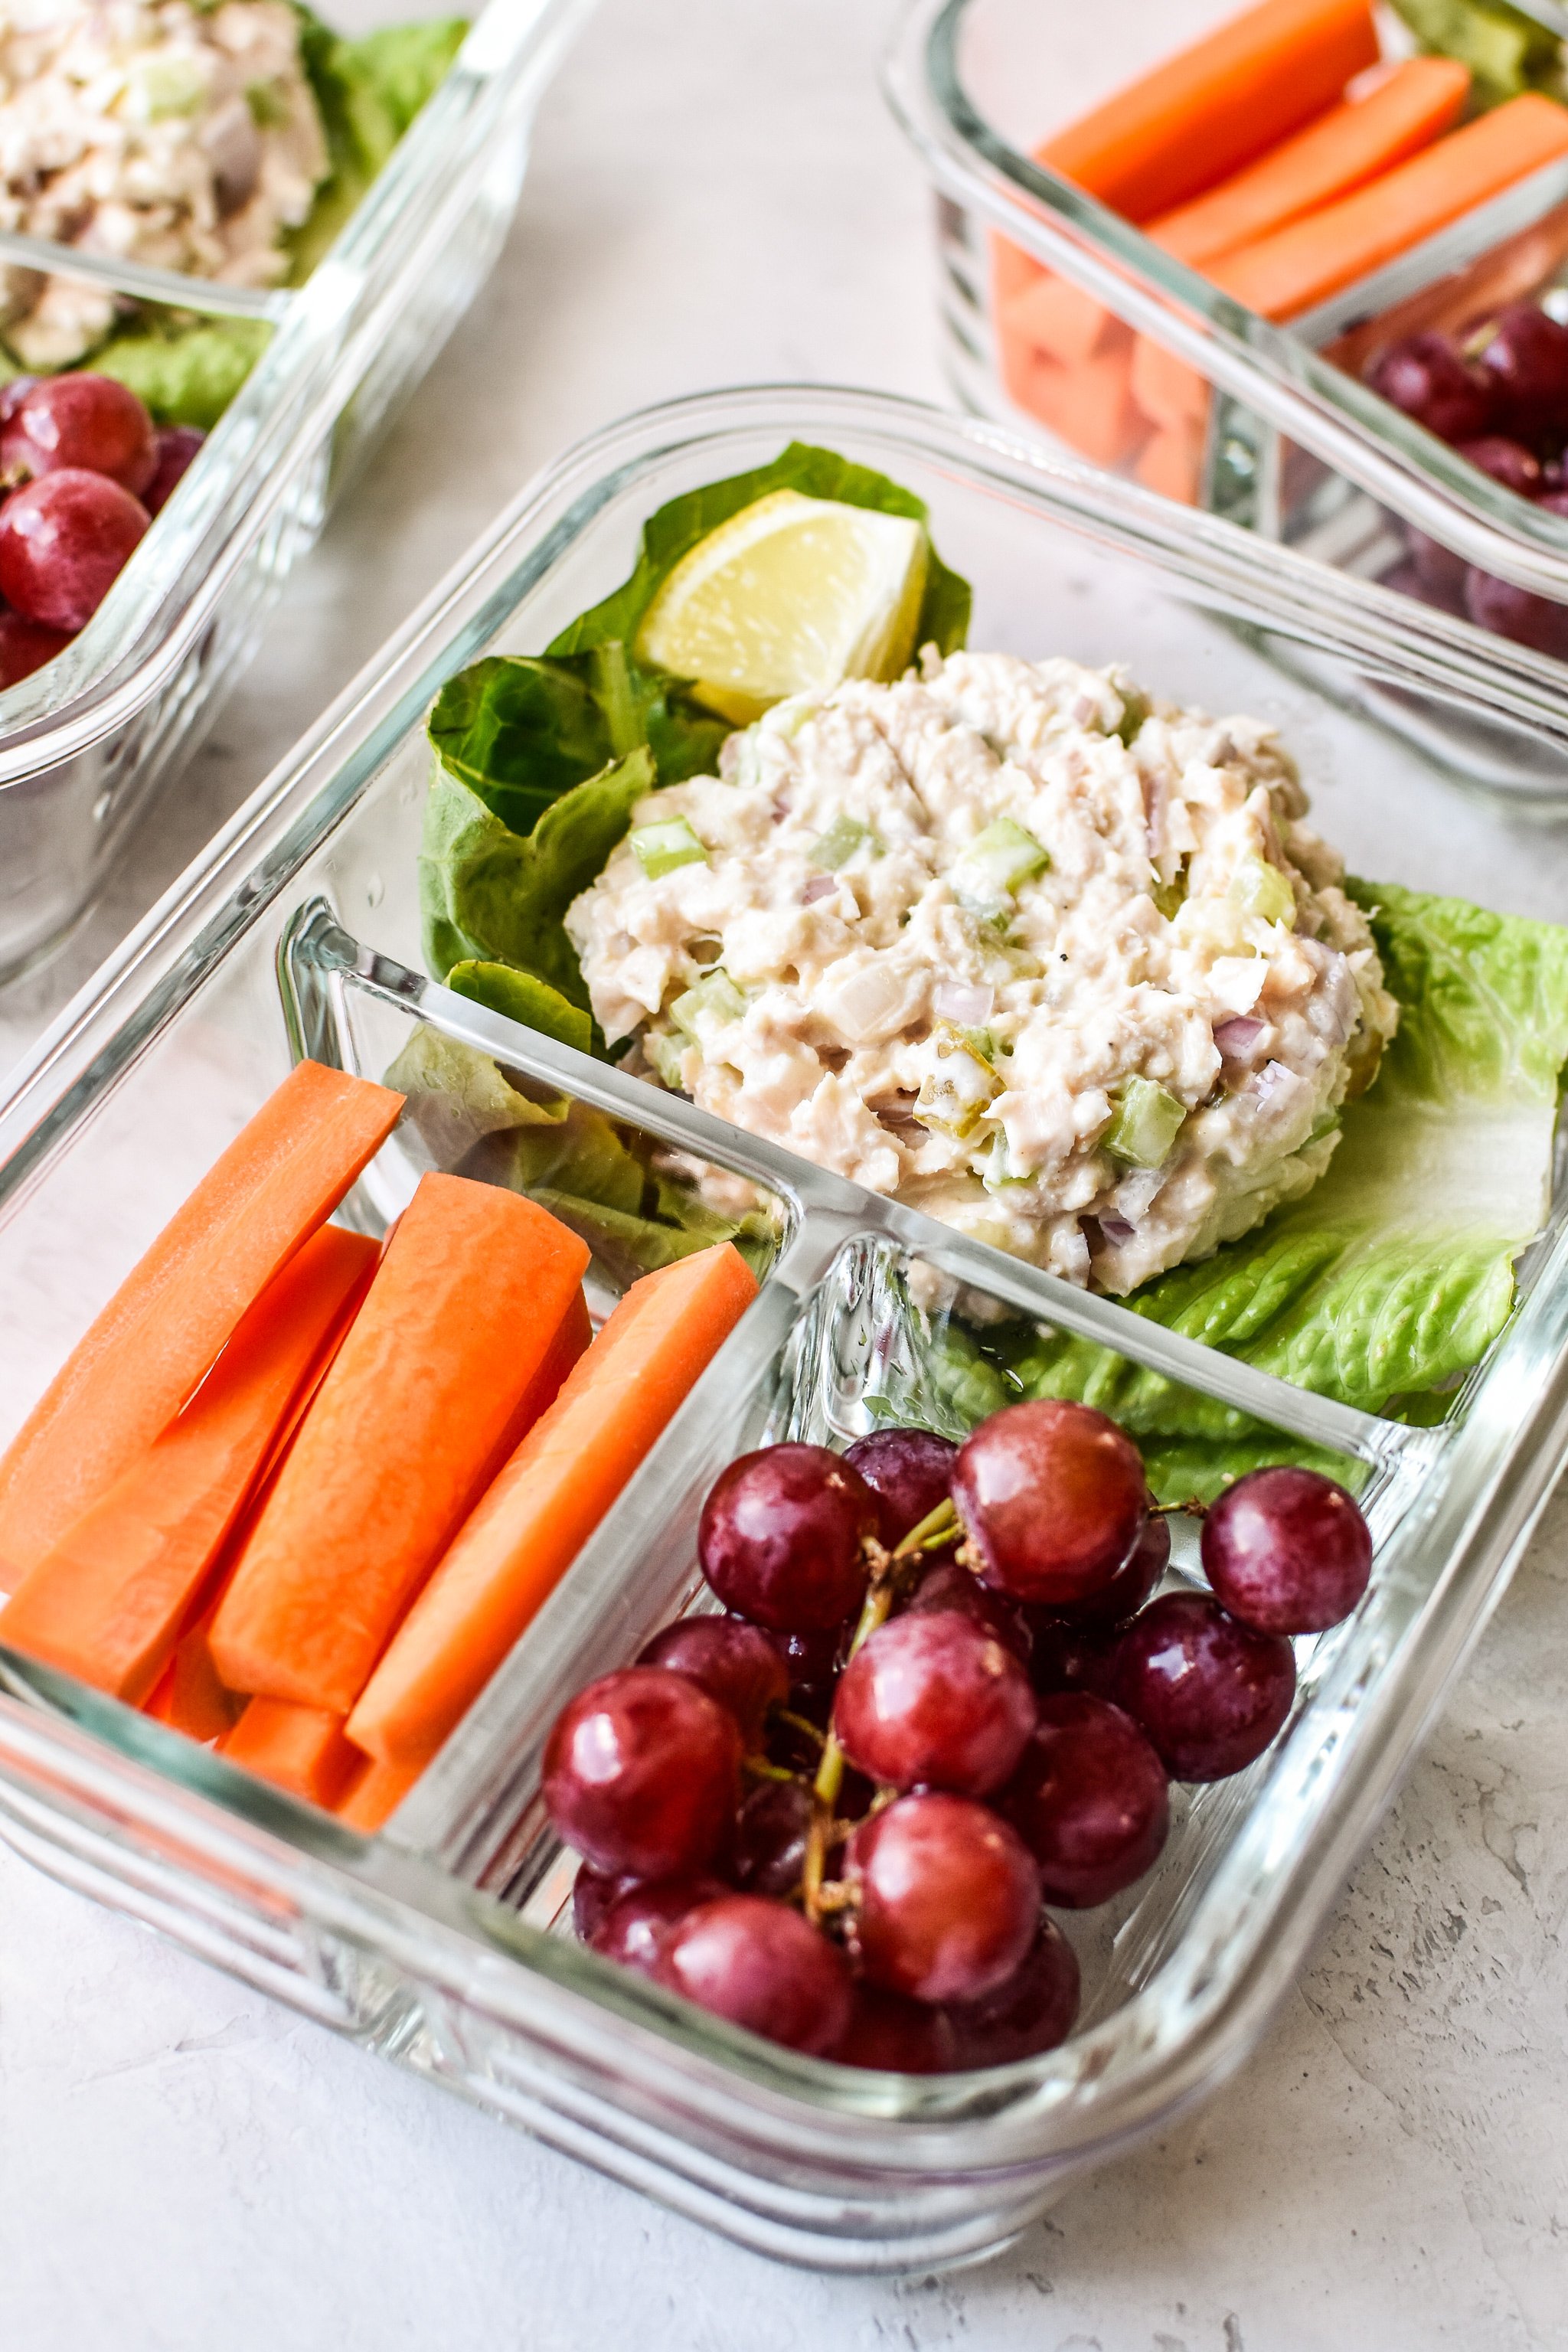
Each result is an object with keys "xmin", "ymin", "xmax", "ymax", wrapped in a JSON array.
[
  {"xmin": 211, "ymin": 1174, "xmax": 592, "ymax": 1715},
  {"xmin": 222, "ymin": 1697, "xmax": 366, "ymax": 1809},
  {"xmin": 1040, "ymin": 0, "xmax": 1379, "ymax": 223},
  {"xmin": 1130, "ymin": 335, "xmax": 1212, "ymax": 431},
  {"xmin": 347, "ymin": 1243, "xmax": 759, "ymax": 1771},
  {"xmin": 1148, "ymin": 57, "xmax": 1469, "ymax": 266},
  {"xmin": 1210, "ymin": 93, "xmax": 1568, "ymax": 321},
  {"xmin": 0, "ymin": 1224, "xmax": 379, "ymax": 1706},
  {"xmin": 1136, "ymin": 421, "xmax": 1208, "ymax": 505},
  {"xmin": 998, "ymin": 331, "xmax": 1148, "ymax": 466},
  {"xmin": 0, "ymin": 1061, "xmax": 401, "ymax": 1585},
  {"xmin": 337, "ymin": 1756, "xmax": 423, "ymax": 1834},
  {"xmin": 145, "ymin": 1615, "xmax": 243, "ymax": 1745}
]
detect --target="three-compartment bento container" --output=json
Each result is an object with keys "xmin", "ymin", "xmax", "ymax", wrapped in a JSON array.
[
  {"xmin": 2, "ymin": 386, "xmax": 1568, "ymax": 2273},
  {"xmin": 0, "ymin": 0, "xmax": 592, "ymax": 986},
  {"xmin": 884, "ymin": 0, "xmax": 1568, "ymax": 782}
]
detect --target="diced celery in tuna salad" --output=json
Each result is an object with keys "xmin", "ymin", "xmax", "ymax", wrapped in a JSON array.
[{"xmin": 566, "ymin": 651, "xmax": 1399, "ymax": 1295}]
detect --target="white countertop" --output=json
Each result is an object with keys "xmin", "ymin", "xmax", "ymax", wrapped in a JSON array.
[{"xmin": 3, "ymin": 2, "xmax": 1567, "ymax": 2344}]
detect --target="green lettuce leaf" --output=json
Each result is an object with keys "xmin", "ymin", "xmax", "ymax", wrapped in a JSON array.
[
  {"xmin": 445, "ymin": 960, "xmax": 593, "ymax": 1055},
  {"xmin": 974, "ymin": 880, "xmax": 1568, "ymax": 1497},
  {"xmin": 288, "ymin": 9, "xmax": 469, "ymax": 279},
  {"xmin": 419, "ymin": 748, "xmax": 651, "ymax": 1012},
  {"xmin": 1386, "ymin": 0, "xmax": 1563, "ymax": 109},
  {"xmin": 550, "ymin": 441, "xmax": 971, "ymax": 663},
  {"xmin": 384, "ymin": 1027, "xmax": 567, "ymax": 1170},
  {"xmin": 428, "ymin": 642, "xmax": 727, "ymax": 835},
  {"xmin": 93, "ymin": 318, "xmax": 272, "ymax": 430}
]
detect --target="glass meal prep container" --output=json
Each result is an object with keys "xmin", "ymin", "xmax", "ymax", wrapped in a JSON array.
[
  {"xmin": 0, "ymin": 0, "xmax": 592, "ymax": 988},
  {"xmin": 885, "ymin": 0, "xmax": 1568, "ymax": 788},
  {"xmin": 2, "ymin": 385, "xmax": 1568, "ymax": 2274}
]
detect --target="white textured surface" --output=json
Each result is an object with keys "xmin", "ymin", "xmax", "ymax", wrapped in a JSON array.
[{"xmin": 2, "ymin": 2, "xmax": 1567, "ymax": 2344}]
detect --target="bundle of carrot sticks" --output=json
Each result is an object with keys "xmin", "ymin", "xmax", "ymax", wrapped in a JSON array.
[
  {"xmin": 0, "ymin": 1059, "xmax": 757, "ymax": 1831},
  {"xmin": 994, "ymin": 0, "xmax": 1568, "ymax": 497}
]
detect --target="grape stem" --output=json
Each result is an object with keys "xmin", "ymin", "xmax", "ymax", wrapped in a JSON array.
[{"xmin": 800, "ymin": 1496, "xmax": 958, "ymax": 1921}]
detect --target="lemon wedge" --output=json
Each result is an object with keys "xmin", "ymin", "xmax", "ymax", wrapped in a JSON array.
[{"xmin": 635, "ymin": 490, "xmax": 929, "ymax": 726}]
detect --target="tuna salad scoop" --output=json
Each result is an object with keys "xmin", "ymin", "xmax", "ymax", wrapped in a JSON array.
[
  {"xmin": 0, "ymin": 0, "xmax": 328, "ymax": 367},
  {"xmin": 567, "ymin": 650, "xmax": 1399, "ymax": 1295}
]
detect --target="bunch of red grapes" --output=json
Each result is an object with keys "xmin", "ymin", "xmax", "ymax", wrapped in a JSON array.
[
  {"xmin": 0, "ymin": 372, "xmax": 203, "ymax": 690},
  {"xmin": 1369, "ymin": 301, "xmax": 1568, "ymax": 656},
  {"xmin": 544, "ymin": 1399, "xmax": 1374, "ymax": 2072}
]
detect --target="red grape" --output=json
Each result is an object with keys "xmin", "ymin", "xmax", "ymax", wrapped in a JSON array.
[
  {"xmin": 699, "ymin": 1443, "xmax": 874, "ymax": 1631},
  {"xmin": 1476, "ymin": 302, "xmax": 1568, "ymax": 441},
  {"xmin": 1051, "ymin": 1508, "xmax": 1169, "ymax": 1628},
  {"xmin": 1403, "ymin": 527, "xmax": 1468, "ymax": 601},
  {"xmin": 590, "ymin": 1871, "xmax": 727, "ymax": 1975},
  {"xmin": 542, "ymin": 1666, "xmax": 741, "ymax": 1877},
  {"xmin": 944, "ymin": 1917, "xmax": 1081, "ymax": 2066},
  {"xmin": 1454, "ymin": 436, "xmax": 1544, "ymax": 498},
  {"xmin": 1, "ymin": 374, "xmax": 156, "ymax": 497},
  {"xmin": 832, "ymin": 1608, "xmax": 1036, "ymax": 1798},
  {"xmin": 1462, "ymin": 566, "xmax": 1568, "ymax": 657},
  {"xmin": 838, "ymin": 1987, "xmax": 959, "ymax": 2073},
  {"xmin": 843, "ymin": 1426, "xmax": 956, "ymax": 1547},
  {"xmin": 655, "ymin": 1893, "xmax": 852, "ymax": 2056},
  {"xmin": 572, "ymin": 1858, "xmax": 630, "ymax": 1945},
  {"xmin": 952, "ymin": 1400, "xmax": 1148, "ymax": 1607},
  {"xmin": 904, "ymin": 1556, "xmax": 1032, "ymax": 1661},
  {"xmin": 0, "ymin": 609, "xmax": 70, "ymax": 687},
  {"xmin": 142, "ymin": 423, "xmax": 205, "ymax": 517},
  {"xmin": 999, "ymin": 1693, "xmax": 1169, "ymax": 1907},
  {"xmin": 1201, "ymin": 1465, "xmax": 1372, "ymax": 1635},
  {"xmin": 1111, "ymin": 1592, "xmax": 1295, "ymax": 1781},
  {"xmin": 729, "ymin": 1776, "xmax": 815, "ymax": 1899},
  {"xmin": 846, "ymin": 1792, "xmax": 1041, "ymax": 2004},
  {"xmin": 0, "ymin": 377, "xmax": 36, "ymax": 428},
  {"xmin": 1027, "ymin": 1615, "xmax": 1121, "ymax": 1700},
  {"xmin": 0, "ymin": 469, "xmax": 149, "ymax": 632},
  {"xmin": 761, "ymin": 1617, "xmax": 849, "ymax": 1704},
  {"xmin": 1367, "ymin": 333, "xmax": 1494, "ymax": 443},
  {"xmin": 637, "ymin": 1615, "xmax": 788, "ymax": 1744}
]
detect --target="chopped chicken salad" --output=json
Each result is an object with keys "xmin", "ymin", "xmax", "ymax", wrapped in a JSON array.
[{"xmin": 566, "ymin": 652, "xmax": 1399, "ymax": 1294}]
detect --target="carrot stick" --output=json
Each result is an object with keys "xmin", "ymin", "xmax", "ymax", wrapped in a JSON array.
[
  {"xmin": 347, "ymin": 1243, "xmax": 759, "ymax": 1771},
  {"xmin": 337, "ymin": 1756, "xmax": 423, "ymax": 1833},
  {"xmin": 0, "ymin": 1225, "xmax": 379, "ymax": 1706},
  {"xmin": 1131, "ymin": 335, "xmax": 1212, "ymax": 430},
  {"xmin": 996, "ymin": 271, "xmax": 1120, "ymax": 368},
  {"xmin": 1040, "ymin": 0, "xmax": 1380, "ymax": 223},
  {"xmin": 1136, "ymin": 421, "xmax": 1207, "ymax": 505},
  {"xmin": 145, "ymin": 1615, "xmax": 243, "ymax": 1745},
  {"xmin": 0, "ymin": 1061, "xmax": 402, "ymax": 1586},
  {"xmin": 1149, "ymin": 57, "xmax": 1469, "ymax": 266},
  {"xmin": 1210, "ymin": 93, "xmax": 1568, "ymax": 321},
  {"xmin": 210, "ymin": 1174, "xmax": 592, "ymax": 1715},
  {"xmin": 222, "ymin": 1697, "xmax": 366, "ymax": 1809},
  {"xmin": 998, "ymin": 332, "xmax": 1148, "ymax": 466}
]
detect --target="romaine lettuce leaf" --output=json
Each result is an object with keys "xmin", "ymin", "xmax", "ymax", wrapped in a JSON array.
[
  {"xmin": 419, "ymin": 748, "xmax": 652, "ymax": 1016},
  {"xmin": 288, "ymin": 9, "xmax": 469, "ymax": 279},
  {"xmin": 983, "ymin": 880, "xmax": 1568, "ymax": 1494},
  {"xmin": 428, "ymin": 642, "xmax": 727, "ymax": 835},
  {"xmin": 550, "ymin": 442, "xmax": 971, "ymax": 665},
  {"xmin": 93, "ymin": 318, "xmax": 271, "ymax": 430},
  {"xmin": 445, "ymin": 960, "xmax": 593, "ymax": 1055},
  {"xmin": 1386, "ymin": 0, "xmax": 1563, "ymax": 109}
]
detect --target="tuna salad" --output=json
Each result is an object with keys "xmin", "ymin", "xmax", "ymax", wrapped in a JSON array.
[
  {"xmin": 0, "ymin": 0, "xmax": 327, "ymax": 366},
  {"xmin": 566, "ymin": 650, "xmax": 1400, "ymax": 1295}
]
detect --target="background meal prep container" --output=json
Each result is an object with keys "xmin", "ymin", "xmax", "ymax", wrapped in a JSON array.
[
  {"xmin": 3, "ymin": 386, "xmax": 1568, "ymax": 2272},
  {"xmin": 885, "ymin": 0, "xmax": 1568, "ymax": 792},
  {"xmin": 0, "ymin": 0, "xmax": 592, "ymax": 988}
]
